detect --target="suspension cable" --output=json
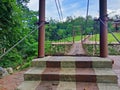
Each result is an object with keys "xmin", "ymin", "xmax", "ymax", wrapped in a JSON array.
[
  {"xmin": 86, "ymin": 0, "xmax": 90, "ymax": 23},
  {"xmin": 58, "ymin": 0, "xmax": 63, "ymax": 20},
  {"xmin": 99, "ymin": 18, "xmax": 120, "ymax": 43},
  {"xmin": 83, "ymin": 0, "xmax": 90, "ymax": 40},
  {"xmin": 85, "ymin": 0, "xmax": 90, "ymax": 29},
  {"xmin": 0, "ymin": 22, "xmax": 45, "ymax": 59},
  {"xmin": 55, "ymin": 0, "xmax": 62, "ymax": 21}
]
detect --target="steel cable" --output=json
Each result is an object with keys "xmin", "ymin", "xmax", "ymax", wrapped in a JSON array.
[
  {"xmin": 99, "ymin": 18, "xmax": 120, "ymax": 43},
  {"xmin": 58, "ymin": 0, "xmax": 63, "ymax": 20},
  {"xmin": 55, "ymin": 0, "xmax": 62, "ymax": 21},
  {"xmin": 0, "ymin": 22, "xmax": 45, "ymax": 59}
]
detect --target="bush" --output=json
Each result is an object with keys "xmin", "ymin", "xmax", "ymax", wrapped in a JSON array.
[{"xmin": 0, "ymin": 49, "xmax": 23, "ymax": 68}]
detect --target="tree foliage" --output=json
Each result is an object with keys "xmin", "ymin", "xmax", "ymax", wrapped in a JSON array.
[
  {"xmin": 0, "ymin": 0, "xmax": 119, "ymax": 68},
  {"xmin": 45, "ymin": 16, "xmax": 95, "ymax": 41},
  {"xmin": 0, "ymin": 0, "xmax": 37, "ymax": 68}
]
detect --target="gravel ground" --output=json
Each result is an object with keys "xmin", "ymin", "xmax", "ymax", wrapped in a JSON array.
[{"xmin": 0, "ymin": 70, "xmax": 27, "ymax": 90}]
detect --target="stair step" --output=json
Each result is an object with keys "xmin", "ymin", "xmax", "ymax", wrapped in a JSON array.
[
  {"xmin": 16, "ymin": 81, "xmax": 40, "ymax": 90},
  {"xmin": 17, "ymin": 81, "xmax": 120, "ymax": 90},
  {"xmin": 17, "ymin": 56, "xmax": 119, "ymax": 89},
  {"xmin": 32, "ymin": 56, "xmax": 112, "ymax": 68},
  {"xmin": 24, "ymin": 67, "xmax": 117, "ymax": 83}
]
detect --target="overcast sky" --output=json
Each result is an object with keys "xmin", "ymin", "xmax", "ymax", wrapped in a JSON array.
[{"xmin": 27, "ymin": 0, "xmax": 120, "ymax": 20}]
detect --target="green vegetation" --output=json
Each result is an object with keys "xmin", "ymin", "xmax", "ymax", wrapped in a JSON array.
[
  {"xmin": 84, "ymin": 44, "xmax": 120, "ymax": 56},
  {"xmin": 0, "ymin": 0, "xmax": 120, "ymax": 69},
  {"xmin": 0, "ymin": 0, "xmax": 37, "ymax": 69},
  {"xmin": 45, "ymin": 41, "xmax": 72, "ymax": 55},
  {"xmin": 108, "ymin": 45, "xmax": 120, "ymax": 55},
  {"xmin": 90, "ymin": 33, "xmax": 120, "ymax": 43},
  {"xmin": 59, "ymin": 35, "xmax": 82, "ymax": 42},
  {"xmin": 85, "ymin": 33, "xmax": 120, "ymax": 56},
  {"xmin": 83, "ymin": 44, "xmax": 100, "ymax": 56}
]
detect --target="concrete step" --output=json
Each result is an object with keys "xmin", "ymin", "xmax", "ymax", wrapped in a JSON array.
[
  {"xmin": 17, "ymin": 81, "xmax": 120, "ymax": 90},
  {"xmin": 24, "ymin": 67, "xmax": 117, "ymax": 83},
  {"xmin": 32, "ymin": 56, "xmax": 112, "ymax": 68}
]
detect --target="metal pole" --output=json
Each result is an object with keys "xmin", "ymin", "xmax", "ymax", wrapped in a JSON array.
[
  {"xmin": 38, "ymin": 0, "xmax": 45, "ymax": 58},
  {"xmin": 99, "ymin": 0, "xmax": 108, "ymax": 57}
]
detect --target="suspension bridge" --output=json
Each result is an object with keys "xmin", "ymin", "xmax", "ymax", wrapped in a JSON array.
[{"xmin": 0, "ymin": 0, "xmax": 120, "ymax": 90}]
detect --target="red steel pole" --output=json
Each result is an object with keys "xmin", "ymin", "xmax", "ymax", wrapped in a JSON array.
[
  {"xmin": 99, "ymin": 0, "xmax": 108, "ymax": 57},
  {"xmin": 38, "ymin": 0, "xmax": 45, "ymax": 58}
]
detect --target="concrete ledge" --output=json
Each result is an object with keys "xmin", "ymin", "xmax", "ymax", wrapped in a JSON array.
[
  {"xmin": 98, "ymin": 83, "xmax": 120, "ymax": 90},
  {"xmin": 94, "ymin": 68, "xmax": 118, "ymax": 83},
  {"xmin": 16, "ymin": 81, "xmax": 40, "ymax": 90},
  {"xmin": 24, "ymin": 67, "xmax": 117, "ymax": 83},
  {"xmin": 92, "ymin": 57, "xmax": 112, "ymax": 68},
  {"xmin": 16, "ymin": 81, "xmax": 120, "ymax": 90},
  {"xmin": 32, "ymin": 56, "xmax": 112, "ymax": 68},
  {"xmin": 24, "ymin": 67, "xmax": 45, "ymax": 81}
]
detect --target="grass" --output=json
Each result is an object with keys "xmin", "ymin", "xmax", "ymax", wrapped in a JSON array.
[
  {"xmin": 90, "ymin": 32, "xmax": 120, "ymax": 43},
  {"xmin": 57, "ymin": 35, "xmax": 88, "ymax": 42},
  {"xmin": 63, "ymin": 36, "xmax": 82, "ymax": 42},
  {"xmin": 47, "ymin": 32, "xmax": 120, "ymax": 43}
]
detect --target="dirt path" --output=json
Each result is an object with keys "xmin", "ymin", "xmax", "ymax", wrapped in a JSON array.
[
  {"xmin": 66, "ymin": 42, "xmax": 86, "ymax": 55},
  {"xmin": 0, "ymin": 70, "xmax": 27, "ymax": 90}
]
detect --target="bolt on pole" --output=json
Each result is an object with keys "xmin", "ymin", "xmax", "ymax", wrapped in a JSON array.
[
  {"xmin": 99, "ymin": 0, "xmax": 108, "ymax": 57},
  {"xmin": 38, "ymin": 0, "xmax": 45, "ymax": 58}
]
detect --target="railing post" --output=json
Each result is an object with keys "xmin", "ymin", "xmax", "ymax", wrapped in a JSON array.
[
  {"xmin": 99, "ymin": 0, "xmax": 108, "ymax": 57},
  {"xmin": 38, "ymin": 0, "xmax": 45, "ymax": 58}
]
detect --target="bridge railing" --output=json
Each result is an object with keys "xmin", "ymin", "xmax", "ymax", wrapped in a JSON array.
[
  {"xmin": 82, "ymin": 22, "xmax": 120, "ymax": 56},
  {"xmin": 45, "ymin": 37, "xmax": 73, "ymax": 56}
]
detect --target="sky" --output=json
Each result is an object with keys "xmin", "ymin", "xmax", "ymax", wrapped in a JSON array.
[{"xmin": 27, "ymin": 0, "xmax": 120, "ymax": 20}]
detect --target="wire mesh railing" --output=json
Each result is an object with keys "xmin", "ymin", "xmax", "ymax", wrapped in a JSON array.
[
  {"xmin": 99, "ymin": 18, "xmax": 120, "ymax": 44},
  {"xmin": 83, "ymin": 17, "xmax": 120, "ymax": 56},
  {"xmin": 45, "ymin": 34, "xmax": 73, "ymax": 56},
  {"xmin": 45, "ymin": 26, "xmax": 86, "ymax": 56}
]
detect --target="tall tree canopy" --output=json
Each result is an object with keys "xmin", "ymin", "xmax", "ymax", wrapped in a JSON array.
[{"xmin": 0, "ymin": 0, "xmax": 38, "ymax": 68}]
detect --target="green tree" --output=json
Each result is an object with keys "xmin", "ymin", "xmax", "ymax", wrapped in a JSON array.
[{"xmin": 0, "ymin": 0, "xmax": 38, "ymax": 68}]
